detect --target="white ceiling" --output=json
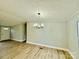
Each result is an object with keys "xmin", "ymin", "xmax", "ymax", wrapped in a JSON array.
[{"xmin": 0, "ymin": 0, "xmax": 79, "ymax": 26}]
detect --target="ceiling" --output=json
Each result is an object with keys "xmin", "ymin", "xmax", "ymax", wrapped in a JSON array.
[{"xmin": 0, "ymin": 0, "xmax": 79, "ymax": 26}]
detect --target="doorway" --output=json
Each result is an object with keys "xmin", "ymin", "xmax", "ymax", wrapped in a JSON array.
[{"xmin": 0, "ymin": 26, "xmax": 11, "ymax": 41}]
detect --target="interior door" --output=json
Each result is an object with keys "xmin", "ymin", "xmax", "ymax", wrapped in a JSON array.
[{"xmin": 0, "ymin": 27, "xmax": 10, "ymax": 41}]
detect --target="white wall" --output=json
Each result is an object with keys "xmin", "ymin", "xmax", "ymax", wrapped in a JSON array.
[
  {"xmin": 27, "ymin": 22, "xmax": 68, "ymax": 49},
  {"xmin": 67, "ymin": 19, "xmax": 79, "ymax": 59},
  {"xmin": 11, "ymin": 24, "xmax": 25, "ymax": 42}
]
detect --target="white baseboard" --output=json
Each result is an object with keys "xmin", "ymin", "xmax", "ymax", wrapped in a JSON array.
[
  {"xmin": 27, "ymin": 41, "xmax": 68, "ymax": 51},
  {"xmin": 12, "ymin": 39, "xmax": 24, "ymax": 42},
  {"xmin": 27, "ymin": 41, "xmax": 74, "ymax": 59},
  {"xmin": 0, "ymin": 39, "xmax": 11, "ymax": 41}
]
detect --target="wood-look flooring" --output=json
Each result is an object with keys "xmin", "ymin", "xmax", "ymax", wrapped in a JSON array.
[{"xmin": 0, "ymin": 41, "xmax": 72, "ymax": 59}]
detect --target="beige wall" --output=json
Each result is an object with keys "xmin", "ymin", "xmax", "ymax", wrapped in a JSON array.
[
  {"xmin": 11, "ymin": 24, "xmax": 25, "ymax": 42},
  {"xmin": 27, "ymin": 22, "xmax": 68, "ymax": 49}
]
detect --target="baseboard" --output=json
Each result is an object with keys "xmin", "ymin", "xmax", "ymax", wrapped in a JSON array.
[
  {"xmin": 12, "ymin": 39, "xmax": 25, "ymax": 42},
  {"xmin": 27, "ymin": 41, "xmax": 74, "ymax": 59},
  {"xmin": 0, "ymin": 39, "xmax": 11, "ymax": 42},
  {"xmin": 27, "ymin": 41, "xmax": 68, "ymax": 51}
]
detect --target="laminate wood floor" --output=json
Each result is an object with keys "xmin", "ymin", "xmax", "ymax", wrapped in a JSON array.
[{"xmin": 0, "ymin": 41, "xmax": 72, "ymax": 59}]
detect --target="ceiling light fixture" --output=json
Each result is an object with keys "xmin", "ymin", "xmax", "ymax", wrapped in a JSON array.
[
  {"xmin": 37, "ymin": 12, "xmax": 40, "ymax": 15},
  {"xmin": 33, "ymin": 23, "xmax": 44, "ymax": 29},
  {"xmin": 33, "ymin": 1, "xmax": 44, "ymax": 29}
]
